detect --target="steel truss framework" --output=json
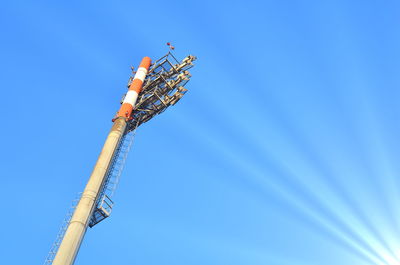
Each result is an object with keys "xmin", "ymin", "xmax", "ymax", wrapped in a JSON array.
[{"xmin": 127, "ymin": 52, "xmax": 196, "ymax": 131}]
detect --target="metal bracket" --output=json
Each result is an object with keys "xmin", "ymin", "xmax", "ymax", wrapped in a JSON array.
[{"xmin": 89, "ymin": 195, "xmax": 114, "ymax": 228}]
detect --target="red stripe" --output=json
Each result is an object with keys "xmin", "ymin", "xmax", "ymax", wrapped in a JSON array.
[{"xmin": 116, "ymin": 57, "xmax": 151, "ymax": 119}]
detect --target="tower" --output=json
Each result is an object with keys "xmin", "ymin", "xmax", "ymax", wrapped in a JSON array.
[{"xmin": 44, "ymin": 52, "xmax": 196, "ymax": 265}]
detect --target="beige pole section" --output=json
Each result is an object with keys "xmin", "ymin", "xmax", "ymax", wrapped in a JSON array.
[{"xmin": 52, "ymin": 117, "xmax": 127, "ymax": 265}]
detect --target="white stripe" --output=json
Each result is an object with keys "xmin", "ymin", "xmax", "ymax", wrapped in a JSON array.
[
  {"xmin": 134, "ymin": 67, "xmax": 147, "ymax": 82},
  {"xmin": 123, "ymin": 90, "xmax": 138, "ymax": 106}
]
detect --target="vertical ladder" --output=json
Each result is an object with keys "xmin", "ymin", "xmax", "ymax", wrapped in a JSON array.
[
  {"xmin": 89, "ymin": 129, "xmax": 136, "ymax": 227},
  {"xmin": 44, "ymin": 129, "xmax": 137, "ymax": 264},
  {"xmin": 43, "ymin": 195, "xmax": 81, "ymax": 265}
]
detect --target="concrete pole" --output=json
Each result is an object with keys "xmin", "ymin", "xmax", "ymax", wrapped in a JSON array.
[
  {"xmin": 51, "ymin": 57, "xmax": 150, "ymax": 265},
  {"xmin": 52, "ymin": 117, "xmax": 127, "ymax": 265}
]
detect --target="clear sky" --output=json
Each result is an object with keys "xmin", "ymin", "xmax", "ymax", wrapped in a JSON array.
[{"xmin": 1, "ymin": 0, "xmax": 400, "ymax": 265}]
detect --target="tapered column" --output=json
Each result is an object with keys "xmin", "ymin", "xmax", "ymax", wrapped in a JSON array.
[
  {"xmin": 52, "ymin": 56, "xmax": 151, "ymax": 265},
  {"xmin": 52, "ymin": 118, "xmax": 127, "ymax": 265}
]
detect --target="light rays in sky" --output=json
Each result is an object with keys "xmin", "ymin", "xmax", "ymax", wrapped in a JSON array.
[
  {"xmin": 72, "ymin": 1, "xmax": 400, "ymax": 264},
  {"xmin": 1, "ymin": 1, "xmax": 399, "ymax": 265},
  {"xmin": 172, "ymin": 105, "xmax": 399, "ymax": 265},
  {"xmin": 168, "ymin": 46, "xmax": 400, "ymax": 264}
]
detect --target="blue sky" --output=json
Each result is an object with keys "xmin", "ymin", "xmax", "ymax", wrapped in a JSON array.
[{"xmin": 1, "ymin": 0, "xmax": 400, "ymax": 264}]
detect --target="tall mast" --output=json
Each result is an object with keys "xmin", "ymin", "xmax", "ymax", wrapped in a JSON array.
[
  {"xmin": 52, "ymin": 57, "xmax": 151, "ymax": 265},
  {"xmin": 44, "ymin": 52, "xmax": 196, "ymax": 265}
]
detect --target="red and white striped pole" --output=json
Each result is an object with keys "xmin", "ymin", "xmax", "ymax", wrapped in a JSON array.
[{"xmin": 117, "ymin": 56, "xmax": 152, "ymax": 119}]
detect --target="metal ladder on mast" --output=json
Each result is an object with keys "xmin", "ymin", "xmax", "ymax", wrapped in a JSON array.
[
  {"xmin": 43, "ymin": 127, "xmax": 137, "ymax": 264},
  {"xmin": 89, "ymin": 127, "xmax": 137, "ymax": 227}
]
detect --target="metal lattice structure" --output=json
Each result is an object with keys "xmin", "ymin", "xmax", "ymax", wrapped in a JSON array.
[{"xmin": 127, "ymin": 52, "xmax": 196, "ymax": 131}]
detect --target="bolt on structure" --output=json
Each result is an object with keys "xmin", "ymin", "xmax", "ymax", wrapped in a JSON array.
[{"xmin": 44, "ymin": 52, "xmax": 196, "ymax": 265}]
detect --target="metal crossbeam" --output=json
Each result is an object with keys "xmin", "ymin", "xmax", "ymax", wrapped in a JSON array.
[{"xmin": 127, "ymin": 52, "xmax": 196, "ymax": 131}]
